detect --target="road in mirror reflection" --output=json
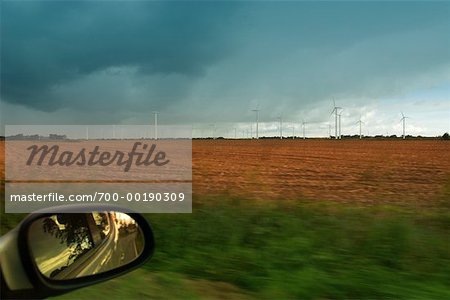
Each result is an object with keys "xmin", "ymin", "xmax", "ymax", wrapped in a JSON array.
[{"xmin": 28, "ymin": 212, "xmax": 144, "ymax": 280}]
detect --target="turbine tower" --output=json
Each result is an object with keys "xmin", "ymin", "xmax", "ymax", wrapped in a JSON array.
[
  {"xmin": 210, "ymin": 124, "xmax": 216, "ymax": 139},
  {"xmin": 252, "ymin": 106, "xmax": 260, "ymax": 139},
  {"xmin": 302, "ymin": 120, "xmax": 307, "ymax": 140},
  {"xmin": 400, "ymin": 112, "xmax": 409, "ymax": 139},
  {"xmin": 356, "ymin": 116, "xmax": 364, "ymax": 139},
  {"xmin": 330, "ymin": 99, "xmax": 342, "ymax": 140},
  {"xmin": 337, "ymin": 108, "xmax": 344, "ymax": 139},
  {"xmin": 277, "ymin": 116, "xmax": 283, "ymax": 139},
  {"xmin": 153, "ymin": 111, "xmax": 159, "ymax": 140}
]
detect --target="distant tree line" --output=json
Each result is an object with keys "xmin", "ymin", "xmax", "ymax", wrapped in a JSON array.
[
  {"xmin": 193, "ymin": 133, "xmax": 450, "ymax": 140},
  {"xmin": 5, "ymin": 134, "xmax": 67, "ymax": 140}
]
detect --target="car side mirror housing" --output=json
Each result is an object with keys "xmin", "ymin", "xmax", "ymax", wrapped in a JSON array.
[{"xmin": 0, "ymin": 207, "xmax": 154, "ymax": 299}]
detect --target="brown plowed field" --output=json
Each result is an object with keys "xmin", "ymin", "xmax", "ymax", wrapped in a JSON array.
[
  {"xmin": 2, "ymin": 140, "xmax": 449, "ymax": 204},
  {"xmin": 192, "ymin": 139, "xmax": 450, "ymax": 204}
]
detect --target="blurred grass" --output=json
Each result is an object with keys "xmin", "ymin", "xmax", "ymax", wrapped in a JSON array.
[
  {"xmin": 0, "ymin": 182, "xmax": 26, "ymax": 236},
  {"xmin": 55, "ymin": 269, "xmax": 255, "ymax": 300},
  {"xmin": 2, "ymin": 193, "xmax": 450, "ymax": 299},
  {"xmin": 139, "ymin": 198, "xmax": 450, "ymax": 299}
]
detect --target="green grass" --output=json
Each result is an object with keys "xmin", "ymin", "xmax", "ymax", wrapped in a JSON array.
[
  {"xmin": 55, "ymin": 269, "xmax": 254, "ymax": 300},
  {"xmin": 0, "ymin": 183, "xmax": 26, "ymax": 236},
  {"xmin": 2, "ymin": 195, "xmax": 450, "ymax": 299},
  {"xmin": 141, "ymin": 198, "xmax": 450, "ymax": 299}
]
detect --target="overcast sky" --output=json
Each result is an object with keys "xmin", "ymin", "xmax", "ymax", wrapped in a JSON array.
[{"xmin": 1, "ymin": 1, "xmax": 449, "ymax": 137}]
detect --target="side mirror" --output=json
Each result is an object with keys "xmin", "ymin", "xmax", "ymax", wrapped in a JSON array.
[
  {"xmin": 0, "ymin": 209, "xmax": 154, "ymax": 299},
  {"xmin": 27, "ymin": 212, "xmax": 149, "ymax": 280}
]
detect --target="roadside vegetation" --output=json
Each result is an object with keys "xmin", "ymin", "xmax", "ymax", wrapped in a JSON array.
[
  {"xmin": 2, "ymin": 195, "xmax": 445, "ymax": 299},
  {"xmin": 1, "ymin": 181, "xmax": 450, "ymax": 299}
]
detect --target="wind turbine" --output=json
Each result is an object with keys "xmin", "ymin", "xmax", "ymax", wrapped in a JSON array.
[
  {"xmin": 330, "ymin": 99, "xmax": 342, "ymax": 140},
  {"xmin": 291, "ymin": 123, "xmax": 295, "ymax": 139},
  {"xmin": 277, "ymin": 116, "xmax": 283, "ymax": 139},
  {"xmin": 252, "ymin": 106, "xmax": 260, "ymax": 139},
  {"xmin": 302, "ymin": 120, "xmax": 307, "ymax": 140},
  {"xmin": 356, "ymin": 116, "xmax": 364, "ymax": 139},
  {"xmin": 152, "ymin": 111, "xmax": 159, "ymax": 140},
  {"xmin": 400, "ymin": 112, "xmax": 409, "ymax": 139},
  {"xmin": 328, "ymin": 123, "xmax": 332, "ymax": 139},
  {"xmin": 337, "ymin": 109, "xmax": 344, "ymax": 139},
  {"xmin": 210, "ymin": 124, "xmax": 216, "ymax": 139}
]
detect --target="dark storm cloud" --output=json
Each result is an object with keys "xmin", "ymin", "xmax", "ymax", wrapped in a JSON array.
[
  {"xmin": 1, "ymin": 1, "xmax": 449, "ymax": 134},
  {"xmin": 1, "ymin": 1, "xmax": 236, "ymax": 110}
]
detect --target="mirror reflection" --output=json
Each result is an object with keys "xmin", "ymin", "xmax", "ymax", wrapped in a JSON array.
[{"xmin": 28, "ymin": 212, "xmax": 144, "ymax": 280}]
